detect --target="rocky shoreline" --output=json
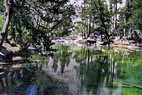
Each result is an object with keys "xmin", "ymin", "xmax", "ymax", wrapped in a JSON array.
[
  {"xmin": 0, "ymin": 36, "xmax": 141, "ymax": 62},
  {"xmin": 52, "ymin": 36, "xmax": 141, "ymax": 49}
]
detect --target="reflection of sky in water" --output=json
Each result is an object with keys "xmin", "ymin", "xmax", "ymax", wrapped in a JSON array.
[
  {"xmin": 25, "ymin": 85, "xmax": 36, "ymax": 95},
  {"xmin": 47, "ymin": 53, "xmax": 81, "ymax": 95}
]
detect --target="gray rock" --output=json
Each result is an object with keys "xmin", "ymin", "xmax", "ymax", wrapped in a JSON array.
[{"xmin": 0, "ymin": 47, "xmax": 10, "ymax": 55}]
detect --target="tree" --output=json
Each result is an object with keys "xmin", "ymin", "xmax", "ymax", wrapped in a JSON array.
[
  {"xmin": 128, "ymin": 0, "xmax": 142, "ymax": 31},
  {"xmin": 117, "ymin": 0, "xmax": 133, "ymax": 38},
  {"xmin": 93, "ymin": 0, "xmax": 112, "ymax": 43},
  {"xmin": 0, "ymin": 0, "xmax": 75, "ymax": 50},
  {"xmin": 109, "ymin": 0, "xmax": 122, "ymax": 34},
  {"xmin": 127, "ymin": 0, "xmax": 142, "ymax": 42},
  {"xmin": 118, "ymin": 0, "xmax": 142, "ymax": 42},
  {"xmin": 76, "ymin": 0, "xmax": 112, "ymax": 42},
  {"xmin": 0, "ymin": 0, "xmax": 11, "ymax": 47}
]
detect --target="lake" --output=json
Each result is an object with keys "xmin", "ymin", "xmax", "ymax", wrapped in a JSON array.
[{"xmin": 0, "ymin": 45, "xmax": 142, "ymax": 95}]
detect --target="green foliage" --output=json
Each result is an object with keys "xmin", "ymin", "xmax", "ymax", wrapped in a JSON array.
[
  {"xmin": 75, "ymin": 0, "xmax": 112, "ymax": 38},
  {"xmin": 128, "ymin": 0, "xmax": 142, "ymax": 30},
  {"xmin": 117, "ymin": 12, "xmax": 126, "ymax": 34},
  {"xmin": 0, "ymin": 15, "xmax": 3, "ymax": 30},
  {"xmin": 93, "ymin": 0, "xmax": 112, "ymax": 33},
  {"xmin": 118, "ymin": 0, "xmax": 142, "ymax": 37},
  {"xmin": 6, "ymin": 0, "xmax": 75, "ymax": 50},
  {"xmin": 16, "ymin": 48, "xmax": 32, "ymax": 58},
  {"xmin": 0, "ymin": 0, "xmax": 3, "ymax": 12}
]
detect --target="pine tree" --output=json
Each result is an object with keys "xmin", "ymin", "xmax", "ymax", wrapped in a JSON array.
[
  {"xmin": 109, "ymin": 0, "xmax": 122, "ymax": 34},
  {"xmin": 0, "ymin": 0, "xmax": 75, "ymax": 49}
]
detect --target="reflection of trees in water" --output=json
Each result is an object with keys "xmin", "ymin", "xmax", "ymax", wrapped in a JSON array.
[
  {"xmin": 73, "ymin": 47, "xmax": 90, "ymax": 63},
  {"xmin": 0, "ymin": 65, "xmax": 37, "ymax": 94},
  {"xmin": 50, "ymin": 46, "xmax": 142, "ymax": 94},
  {"xmin": 0, "ymin": 64, "xmax": 69, "ymax": 95},
  {"xmin": 0, "ymin": 69, "xmax": 9, "ymax": 94},
  {"xmin": 74, "ymin": 48, "xmax": 117, "ymax": 94},
  {"xmin": 52, "ymin": 55, "xmax": 58, "ymax": 72},
  {"xmin": 0, "ymin": 65, "xmax": 12, "ymax": 94},
  {"xmin": 52, "ymin": 46, "xmax": 72, "ymax": 73}
]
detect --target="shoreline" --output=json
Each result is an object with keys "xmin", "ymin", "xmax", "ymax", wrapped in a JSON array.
[{"xmin": 52, "ymin": 37, "xmax": 141, "ymax": 50}]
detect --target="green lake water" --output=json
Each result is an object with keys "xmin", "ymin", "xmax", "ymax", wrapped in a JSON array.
[{"xmin": 0, "ymin": 45, "xmax": 142, "ymax": 95}]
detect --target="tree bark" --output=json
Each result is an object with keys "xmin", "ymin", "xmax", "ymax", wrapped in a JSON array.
[{"xmin": 0, "ymin": 0, "xmax": 11, "ymax": 47}]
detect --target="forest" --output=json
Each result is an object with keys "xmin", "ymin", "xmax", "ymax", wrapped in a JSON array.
[
  {"xmin": 0, "ymin": 0, "xmax": 142, "ymax": 95},
  {"xmin": 0, "ymin": 0, "xmax": 142, "ymax": 50}
]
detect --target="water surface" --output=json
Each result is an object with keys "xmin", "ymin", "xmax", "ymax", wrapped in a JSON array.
[{"xmin": 0, "ymin": 46, "xmax": 142, "ymax": 95}]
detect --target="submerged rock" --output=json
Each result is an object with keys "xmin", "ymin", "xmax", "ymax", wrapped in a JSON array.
[{"xmin": 93, "ymin": 50, "xmax": 103, "ymax": 54}]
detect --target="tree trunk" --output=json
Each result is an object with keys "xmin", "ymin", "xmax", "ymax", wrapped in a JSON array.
[
  {"xmin": 123, "ymin": 14, "xmax": 126, "ymax": 40},
  {"xmin": 0, "ymin": 0, "xmax": 11, "ymax": 47},
  {"xmin": 113, "ymin": 0, "xmax": 117, "ymax": 35}
]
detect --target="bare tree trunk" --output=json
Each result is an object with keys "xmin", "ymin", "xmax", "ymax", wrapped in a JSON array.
[{"xmin": 0, "ymin": 0, "xmax": 11, "ymax": 47}]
